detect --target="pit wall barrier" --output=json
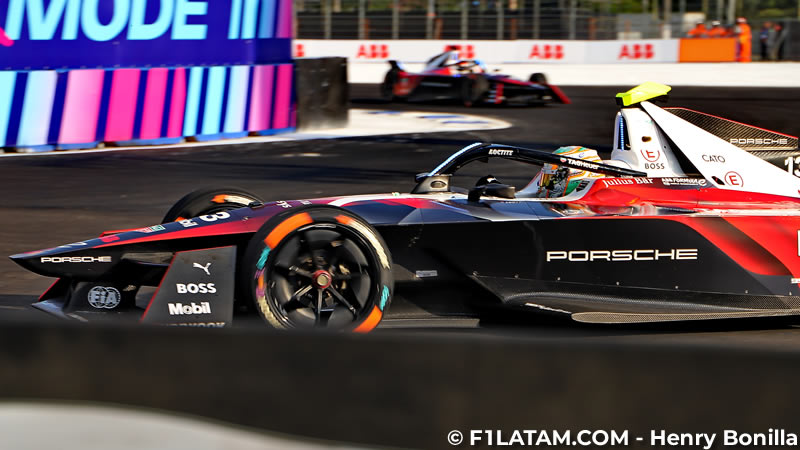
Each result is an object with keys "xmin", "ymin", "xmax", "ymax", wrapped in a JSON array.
[
  {"xmin": 294, "ymin": 39, "xmax": 738, "ymax": 64},
  {"xmin": 2, "ymin": 321, "xmax": 800, "ymax": 450},
  {"xmin": 0, "ymin": 0, "xmax": 294, "ymax": 152}
]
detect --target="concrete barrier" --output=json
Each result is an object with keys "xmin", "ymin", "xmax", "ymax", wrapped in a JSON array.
[{"xmin": 1, "ymin": 321, "xmax": 800, "ymax": 449}]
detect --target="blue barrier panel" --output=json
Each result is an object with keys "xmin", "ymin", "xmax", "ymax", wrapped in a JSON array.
[{"xmin": 0, "ymin": 0, "xmax": 293, "ymax": 151}]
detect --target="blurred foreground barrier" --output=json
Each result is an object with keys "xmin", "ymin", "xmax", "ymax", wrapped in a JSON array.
[
  {"xmin": 1, "ymin": 321, "xmax": 800, "ymax": 449},
  {"xmin": 295, "ymin": 58, "xmax": 348, "ymax": 130},
  {"xmin": 679, "ymin": 38, "xmax": 738, "ymax": 62},
  {"xmin": 0, "ymin": 0, "xmax": 294, "ymax": 152}
]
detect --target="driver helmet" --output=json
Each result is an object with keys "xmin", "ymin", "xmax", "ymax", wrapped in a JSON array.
[{"xmin": 532, "ymin": 146, "xmax": 604, "ymax": 198}]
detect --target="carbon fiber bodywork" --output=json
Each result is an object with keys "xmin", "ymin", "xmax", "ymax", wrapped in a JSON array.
[{"xmin": 665, "ymin": 107, "xmax": 800, "ymax": 180}]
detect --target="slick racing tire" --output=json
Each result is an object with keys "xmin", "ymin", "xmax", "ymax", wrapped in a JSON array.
[
  {"xmin": 162, "ymin": 188, "xmax": 264, "ymax": 223},
  {"xmin": 380, "ymin": 71, "xmax": 398, "ymax": 102},
  {"xmin": 241, "ymin": 206, "xmax": 393, "ymax": 332},
  {"xmin": 460, "ymin": 75, "xmax": 489, "ymax": 107},
  {"xmin": 529, "ymin": 72, "xmax": 548, "ymax": 84}
]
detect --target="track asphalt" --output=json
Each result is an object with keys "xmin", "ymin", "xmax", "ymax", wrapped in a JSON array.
[{"xmin": 3, "ymin": 85, "xmax": 800, "ymax": 348}]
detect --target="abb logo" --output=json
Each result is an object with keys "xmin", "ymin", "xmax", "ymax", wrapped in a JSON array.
[
  {"xmin": 356, "ymin": 44, "xmax": 389, "ymax": 59},
  {"xmin": 0, "ymin": 28, "xmax": 13, "ymax": 47},
  {"xmin": 294, "ymin": 43, "xmax": 305, "ymax": 57},
  {"xmin": 445, "ymin": 45, "xmax": 475, "ymax": 59},
  {"xmin": 618, "ymin": 44, "xmax": 654, "ymax": 60},
  {"xmin": 528, "ymin": 44, "xmax": 564, "ymax": 60}
]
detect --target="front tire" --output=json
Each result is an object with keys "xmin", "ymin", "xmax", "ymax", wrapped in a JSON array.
[
  {"xmin": 241, "ymin": 206, "xmax": 393, "ymax": 332},
  {"xmin": 460, "ymin": 75, "xmax": 489, "ymax": 107},
  {"xmin": 162, "ymin": 187, "xmax": 263, "ymax": 223}
]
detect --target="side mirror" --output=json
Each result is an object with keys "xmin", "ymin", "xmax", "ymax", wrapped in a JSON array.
[
  {"xmin": 412, "ymin": 174, "xmax": 451, "ymax": 194},
  {"xmin": 468, "ymin": 183, "xmax": 516, "ymax": 202}
]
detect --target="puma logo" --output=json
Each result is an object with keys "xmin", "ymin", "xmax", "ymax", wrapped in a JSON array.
[{"xmin": 193, "ymin": 262, "xmax": 211, "ymax": 276}]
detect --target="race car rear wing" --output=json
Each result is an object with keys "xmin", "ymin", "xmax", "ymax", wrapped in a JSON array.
[
  {"xmin": 664, "ymin": 107, "xmax": 798, "ymax": 151},
  {"xmin": 413, "ymin": 142, "xmax": 647, "ymax": 194}
]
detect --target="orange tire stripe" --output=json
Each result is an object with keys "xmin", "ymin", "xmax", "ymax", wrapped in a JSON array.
[
  {"xmin": 335, "ymin": 214, "xmax": 353, "ymax": 225},
  {"xmin": 353, "ymin": 306, "xmax": 383, "ymax": 333},
  {"xmin": 265, "ymin": 212, "xmax": 312, "ymax": 249},
  {"xmin": 212, "ymin": 194, "xmax": 228, "ymax": 204}
]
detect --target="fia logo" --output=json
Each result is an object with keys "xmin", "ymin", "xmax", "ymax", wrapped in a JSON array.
[
  {"xmin": 193, "ymin": 262, "xmax": 211, "ymax": 276},
  {"xmin": 87, "ymin": 286, "xmax": 121, "ymax": 309},
  {"xmin": 0, "ymin": 28, "xmax": 13, "ymax": 47}
]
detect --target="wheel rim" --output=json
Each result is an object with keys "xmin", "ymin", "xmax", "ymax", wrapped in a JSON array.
[{"xmin": 257, "ymin": 223, "xmax": 377, "ymax": 329}]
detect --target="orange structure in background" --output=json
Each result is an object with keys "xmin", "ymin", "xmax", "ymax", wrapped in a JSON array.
[{"xmin": 678, "ymin": 38, "xmax": 737, "ymax": 62}]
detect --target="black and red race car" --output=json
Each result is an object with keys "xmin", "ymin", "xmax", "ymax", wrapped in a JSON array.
[
  {"xmin": 381, "ymin": 50, "xmax": 570, "ymax": 106},
  {"xmin": 10, "ymin": 83, "xmax": 800, "ymax": 331}
]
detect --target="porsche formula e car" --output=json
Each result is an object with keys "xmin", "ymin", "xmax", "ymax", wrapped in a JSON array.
[
  {"xmin": 381, "ymin": 50, "xmax": 570, "ymax": 106},
  {"xmin": 10, "ymin": 83, "xmax": 800, "ymax": 331}
]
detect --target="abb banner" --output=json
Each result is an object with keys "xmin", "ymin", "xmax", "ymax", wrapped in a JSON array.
[
  {"xmin": 294, "ymin": 40, "xmax": 516, "ymax": 63},
  {"xmin": 583, "ymin": 40, "xmax": 679, "ymax": 63},
  {"xmin": 294, "ymin": 39, "xmax": 680, "ymax": 64}
]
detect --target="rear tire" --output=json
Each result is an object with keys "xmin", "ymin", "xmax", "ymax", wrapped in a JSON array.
[
  {"xmin": 240, "ymin": 206, "xmax": 393, "ymax": 332},
  {"xmin": 529, "ymin": 72, "xmax": 548, "ymax": 84},
  {"xmin": 461, "ymin": 75, "xmax": 490, "ymax": 107},
  {"xmin": 381, "ymin": 71, "xmax": 397, "ymax": 102},
  {"xmin": 162, "ymin": 187, "xmax": 263, "ymax": 223},
  {"xmin": 460, "ymin": 78, "xmax": 477, "ymax": 107}
]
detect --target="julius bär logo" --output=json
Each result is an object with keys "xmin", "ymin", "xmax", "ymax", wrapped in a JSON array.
[{"xmin": 0, "ymin": 27, "xmax": 14, "ymax": 47}]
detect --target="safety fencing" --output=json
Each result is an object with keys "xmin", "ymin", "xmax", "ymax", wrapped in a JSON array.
[
  {"xmin": 294, "ymin": 38, "xmax": 738, "ymax": 64},
  {"xmin": 0, "ymin": 0, "xmax": 294, "ymax": 152}
]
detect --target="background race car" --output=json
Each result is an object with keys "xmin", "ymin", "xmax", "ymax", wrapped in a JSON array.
[{"xmin": 381, "ymin": 50, "xmax": 570, "ymax": 106}]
